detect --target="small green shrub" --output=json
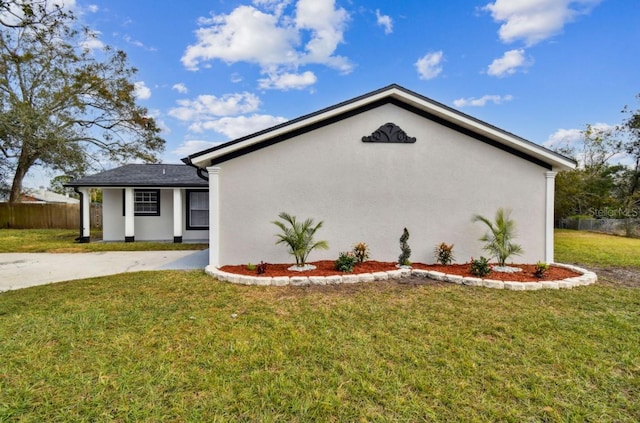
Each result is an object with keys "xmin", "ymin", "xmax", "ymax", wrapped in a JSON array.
[
  {"xmin": 273, "ymin": 212, "xmax": 329, "ymax": 266},
  {"xmin": 434, "ymin": 242, "xmax": 455, "ymax": 265},
  {"xmin": 472, "ymin": 208, "xmax": 523, "ymax": 266},
  {"xmin": 470, "ymin": 257, "xmax": 491, "ymax": 277},
  {"xmin": 534, "ymin": 261, "xmax": 549, "ymax": 278},
  {"xmin": 335, "ymin": 252, "xmax": 357, "ymax": 273},
  {"xmin": 398, "ymin": 228, "xmax": 411, "ymax": 266},
  {"xmin": 246, "ymin": 263, "xmax": 256, "ymax": 271},
  {"xmin": 352, "ymin": 242, "xmax": 370, "ymax": 263}
]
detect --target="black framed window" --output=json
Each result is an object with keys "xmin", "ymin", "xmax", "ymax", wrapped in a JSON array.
[
  {"xmin": 186, "ymin": 190, "xmax": 209, "ymax": 229},
  {"xmin": 122, "ymin": 189, "xmax": 161, "ymax": 216}
]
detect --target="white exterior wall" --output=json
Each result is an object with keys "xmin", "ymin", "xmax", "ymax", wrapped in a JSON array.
[
  {"xmin": 102, "ymin": 189, "xmax": 125, "ymax": 241},
  {"xmin": 217, "ymin": 104, "xmax": 547, "ymax": 265},
  {"xmin": 135, "ymin": 189, "xmax": 172, "ymax": 240},
  {"xmin": 102, "ymin": 188, "xmax": 208, "ymax": 242}
]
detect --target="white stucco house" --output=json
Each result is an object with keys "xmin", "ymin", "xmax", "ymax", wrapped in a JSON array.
[
  {"xmin": 67, "ymin": 164, "xmax": 209, "ymax": 243},
  {"xmin": 71, "ymin": 84, "xmax": 576, "ymax": 266}
]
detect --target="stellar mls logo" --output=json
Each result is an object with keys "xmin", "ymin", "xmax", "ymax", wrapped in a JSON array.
[{"xmin": 588, "ymin": 207, "xmax": 640, "ymax": 218}]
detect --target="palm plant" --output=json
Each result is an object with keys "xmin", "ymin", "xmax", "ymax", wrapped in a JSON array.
[
  {"xmin": 472, "ymin": 208, "xmax": 523, "ymax": 267},
  {"xmin": 272, "ymin": 212, "xmax": 329, "ymax": 266}
]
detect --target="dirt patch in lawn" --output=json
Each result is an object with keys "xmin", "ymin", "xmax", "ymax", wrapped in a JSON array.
[
  {"xmin": 220, "ymin": 260, "xmax": 581, "ymax": 282},
  {"xmin": 581, "ymin": 265, "xmax": 640, "ymax": 288}
]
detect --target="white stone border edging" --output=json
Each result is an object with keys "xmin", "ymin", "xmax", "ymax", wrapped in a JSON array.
[{"xmin": 205, "ymin": 263, "xmax": 597, "ymax": 290}]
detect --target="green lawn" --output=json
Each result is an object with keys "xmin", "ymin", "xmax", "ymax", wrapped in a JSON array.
[
  {"xmin": 0, "ymin": 229, "xmax": 207, "ymax": 253},
  {"xmin": 555, "ymin": 229, "xmax": 640, "ymax": 267},
  {"xmin": 0, "ymin": 230, "xmax": 639, "ymax": 421}
]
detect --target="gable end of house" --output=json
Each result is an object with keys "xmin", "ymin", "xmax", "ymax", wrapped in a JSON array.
[{"xmin": 197, "ymin": 97, "xmax": 555, "ymax": 170}]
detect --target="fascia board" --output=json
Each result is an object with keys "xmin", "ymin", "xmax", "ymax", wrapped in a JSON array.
[
  {"xmin": 64, "ymin": 184, "xmax": 207, "ymax": 189},
  {"xmin": 389, "ymin": 89, "xmax": 576, "ymax": 171}
]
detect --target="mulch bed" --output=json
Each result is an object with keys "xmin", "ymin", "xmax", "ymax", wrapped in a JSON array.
[{"xmin": 219, "ymin": 260, "xmax": 582, "ymax": 282}]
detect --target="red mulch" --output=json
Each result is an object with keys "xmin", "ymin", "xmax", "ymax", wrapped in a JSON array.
[{"xmin": 219, "ymin": 260, "xmax": 582, "ymax": 282}]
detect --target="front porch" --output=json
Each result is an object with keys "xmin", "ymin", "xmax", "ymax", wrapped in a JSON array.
[
  {"xmin": 76, "ymin": 187, "xmax": 209, "ymax": 243},
  {"xmin": 67, "ymin": 164, "xmax": 210, "ymax": 245}
]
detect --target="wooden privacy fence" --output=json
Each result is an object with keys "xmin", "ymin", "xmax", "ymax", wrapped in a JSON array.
[{"xmin": 0, "ymin": 203, "xmax": 102, "ymax": 229}]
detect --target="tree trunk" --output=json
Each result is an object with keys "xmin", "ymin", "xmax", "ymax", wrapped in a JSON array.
[
  {"xmin": 8, "ymin": 163, "xmax": 27, "ymax": 203},
  {"xmin": 626, "ymin": 163, "xmax": 640, "ymax": 207}
]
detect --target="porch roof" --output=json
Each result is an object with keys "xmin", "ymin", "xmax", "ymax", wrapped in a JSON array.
[{"xmin": 66, "ymin": 164, "xmax": 208, "ymax": 188}]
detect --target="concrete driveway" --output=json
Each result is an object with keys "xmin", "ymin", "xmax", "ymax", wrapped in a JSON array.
[{"xmin": 0, "ymin": 249, "xmax": 209, "ymax": 292}]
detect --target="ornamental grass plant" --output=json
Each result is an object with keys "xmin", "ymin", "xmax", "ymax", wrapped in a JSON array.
[
  {"xmin": 472, "ymin": 208, "xmax": 523, "ymax": 267},
  {"xmin": 272, "ymin": 212, "xmax": 329, "ymax": 266}
]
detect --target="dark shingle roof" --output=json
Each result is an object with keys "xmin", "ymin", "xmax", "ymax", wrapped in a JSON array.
[{"xmin": 66, "ymin": 164, "xmax": 208, "ymax": 187}]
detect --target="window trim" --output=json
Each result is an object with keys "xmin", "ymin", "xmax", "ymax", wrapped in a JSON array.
[
  {"xmin": 186, "ymin": 189, "xmax": 209, "ymax": 230},
  {"xmin": 122, "ymin": 189, "xmax": 161, "ymax": 217}
]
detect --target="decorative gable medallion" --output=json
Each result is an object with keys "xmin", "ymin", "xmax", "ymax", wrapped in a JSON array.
[{"xmin": 362, "ymin": 122, "xmax": 416, "ymax": 144}]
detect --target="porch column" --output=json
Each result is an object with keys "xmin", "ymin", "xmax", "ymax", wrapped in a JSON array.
[
  {"xmin": 544, "ymin": 171, "xmax": 558, "ymax": 263},
  {"xmin": 173, "ymin": 188, "xmax": 183, "ymax": 243},
  {"xmin": 207, "ymin": 166, "xmax": 221, "ymax": 268},
  {"xmin": 78, "ymin": 187, "xmax": 91, "ymax": 243},
  {"xmin": 124, "ymin": 187, "xmax": 135, "ymax": 242}
]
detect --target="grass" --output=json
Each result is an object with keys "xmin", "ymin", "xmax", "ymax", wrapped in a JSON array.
[
  {"xmin": 555, "ymin": 229, "xmax": 640, "ymax": 267},
  {"xmin": 0, "ymin": 229, "xmax": 639, "ymax": 421},
  {"xmin": 0, "ymin": 229, "xmax": 207, "ymax": 253}
]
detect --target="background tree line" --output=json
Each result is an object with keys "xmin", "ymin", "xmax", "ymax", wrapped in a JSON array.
[{"xmin": 554, "ymin": 96, "xmax": 640, "ymax": 221}]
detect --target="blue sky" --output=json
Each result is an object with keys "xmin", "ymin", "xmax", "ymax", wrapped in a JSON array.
[{"xmin": 23, "ymin": 0, "xmax": 640, "ymax": 187}]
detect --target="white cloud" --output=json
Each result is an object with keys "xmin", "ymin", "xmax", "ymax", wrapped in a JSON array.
[
  {"xmin": 0, "ymin": 0, "xmax": 76, "ymax": 26},
  {"xmin": 182, "ymin": 5, "xmax": 299, "ymax": 70},
  {"xmin": 167, "ymin": 92, "xmax": 287, "ymax": 139},
  {"xmin": 169, "ymin": 92, "xmax": 261, "ymax": 121},
  {"xmin": 172, "ymin": 83, "xmax": 188, "ymax": 94},
  {"xmin": 230, "ymin": 73, "xmax": 243, "ymax": 83},
  {"xmin": 80, "ymin": 29, "xmax": 104, "ymax": 52},
  {"xmin": 134, "ymin": 81, "xmax": 151, "ymax": 100},
  {"xmin": 415, "ymin": 51, "xmax": 444, "ymax": 80},
  {"xmin": 376, "ymin": 9, "xmax": 393, "ymax": 34},
  {"xmin": 484, "ymin": 0, "xmax": 602, "ymax": 46},
  {"xmin": 171, "ymin": 140, "xmax": 224, "ymax": 157},
  {"xmin": 123, "ymin": 35, "xmax": 157, "ymax": 51},
  {"xmin": 81, "ymin": 37, "xmax": 104, "ymax": 52},
  {"xmin": 181, "ymin": 0, "xmax": 352, "ymax": 88},
  {"xmin": 543, "ymin": 123, "xmax": 614, "ymax": 150},
  {"xmin": 543, "ymin": 128, "xmax": 583, "ymax": 150},
  {"xmin": 87, "ymin": 4, "xmax": 99, "ymax": 13},
  {"xmin": 189, "ymin": 114, "xmax": 288, "ymax": 139},
  {"xmin": 453, "ymin": 94, "xmax": 514, "ymax": 107},
  {"xmin": 57, "ymin": 0, "xmax": 77, "ymax": 10},
  {"xmin": 145, "ymin": 109, "xmax": 171, "ymax": 135},
  {"xmin": 294, "ymin": 0, "xmax": 351, "ymax": 71},
  {"xmin": 543, "ymin": 123, "xmax": 626, "ymax": 167},
  {"xmin": 252, "ymin": 0, "xmax": 292, "ymax": 16},
  {"xmin": 258, "ymin": 70, "xmax": 317, "ymax": 90},
  {"xmin": 487, "ymin": 49, "xmax": 532, "ymax": 77}
]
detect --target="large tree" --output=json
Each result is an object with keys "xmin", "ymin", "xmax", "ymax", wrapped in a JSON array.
[
  {"xmin": 552, "ymin": 98, "xmax": 640, "ymax": 223},
  {"xmin": 0, "ymin": 0, "xmax": 164, "ymax": 202},
  {"xmin": 553, "ymin": 124, "xmax": 626, "ymax": 219},
  {"xmin": 616, "ymin": 95, "xmax": 640, "ymax": 210},
  {"xmin": 0, "ymin": 158, "xmax": 9, "ymax": 199}
]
